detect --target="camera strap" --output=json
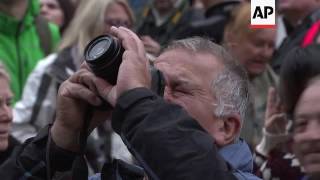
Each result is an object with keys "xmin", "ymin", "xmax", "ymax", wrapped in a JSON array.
[{"xmin": 71, "ymin": 105, "xmax": 94, "ymax": 180}]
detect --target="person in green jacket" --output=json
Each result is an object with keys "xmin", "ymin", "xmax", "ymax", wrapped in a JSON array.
[{"xmin": 0, "ymin": 0, "xmax": 60, "ymax": 102}]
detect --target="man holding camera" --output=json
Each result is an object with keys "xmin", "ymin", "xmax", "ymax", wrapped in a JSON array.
[{"xmin": 0, "ymin": 26, "xmax": 258, "ymax": 180}]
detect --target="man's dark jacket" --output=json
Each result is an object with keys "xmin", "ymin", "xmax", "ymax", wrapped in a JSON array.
[
  {"xmin": 136, "ymin": 3, "xmax": 203, "ymax": 46},
  {"xmin": 0, "ymin": 136, "xmax": 19, "ymax": 165},
  {"xmin": 175, "ymin": 0, "xmax": 240, "ymax": 44},
  {"xmin": 0, "ymin": 88, "xmax": 236, "ymax": 179},
  {"xmin": 272, "ymin": 9, "xmax": 320, "ymax": 73}
]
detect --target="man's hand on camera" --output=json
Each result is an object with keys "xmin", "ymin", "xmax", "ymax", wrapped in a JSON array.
[
  {"xmin": 51, "ymin": 65, "xmax": 112, "ymax": 152},
  {"xmin": 93, "ymin": 27, "xmax": 152, "ymax": 106},
  {"xmin": 51, "ymin": 27, "xmax": 151, "ymax": 152},
  {"xmin": 108, "ymin": 26, "xmax": 151, "ymax": 98}
]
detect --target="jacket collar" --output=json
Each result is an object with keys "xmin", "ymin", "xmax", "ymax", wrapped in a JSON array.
[{"xmin": 219, "ymin": 138, "xmax": 254, "ymax": 174}]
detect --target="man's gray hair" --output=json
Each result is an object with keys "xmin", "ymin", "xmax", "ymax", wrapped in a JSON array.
[
  {"xmin": 165, "ymin": 37, "xmax": 251, "ymax": 125},
  {"xmin": 164, "ymin": 36, "xmax": 230, "ymax": 61},
  {"xmin": 212, "ymin": 65, "xmax": 251, "ymax": 125}
]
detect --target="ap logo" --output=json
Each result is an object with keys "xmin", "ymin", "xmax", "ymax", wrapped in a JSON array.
[{"xmin": 251, "ymin": 0, "xmax": 276, "ymax": 28}]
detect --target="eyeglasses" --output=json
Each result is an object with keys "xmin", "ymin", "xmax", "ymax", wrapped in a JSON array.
[{"xmin": 105, "ymin": 19, "xmax": 132, "ymax": 29}]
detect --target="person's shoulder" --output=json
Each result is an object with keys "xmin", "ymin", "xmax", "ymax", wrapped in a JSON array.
[
  {"xmin": 0, "ymin": 136, "xmax": 20, "ymax": 165},
  {"xmin": 307, "ymin": 9, "xmax": 320, "ymax": 23},
  {"xmin": 34, "ymin": 54, "xmax": 57, "ymax": 71},
  {"xmin": 8, "ymin": 135, "xmax": 20, "ymax": 148},
  {"xmin": 23, "ymin": 53, "xmax": 57, "ymax": 82},
  {"xmin": 234, "ymin": 171, "xmax": 262, "ymax": 180}
]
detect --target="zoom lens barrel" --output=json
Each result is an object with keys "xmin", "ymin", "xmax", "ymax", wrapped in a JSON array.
[{"xmin": 84, "ymin": 35, "xmax": 124, "ymax": 85}]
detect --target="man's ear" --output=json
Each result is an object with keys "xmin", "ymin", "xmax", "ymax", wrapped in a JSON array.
[{"xmin": 215, "ymin": 114, "xmax": 241, "ymax": 147}]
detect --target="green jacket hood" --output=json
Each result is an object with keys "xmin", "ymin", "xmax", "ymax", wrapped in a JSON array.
[{"xmin": 0, "ymin": 0, "xmax": 40, "ymax": 35}]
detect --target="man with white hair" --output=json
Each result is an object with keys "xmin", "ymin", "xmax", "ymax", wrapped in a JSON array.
[{"xmin": 0, "ymin": 27, "xmax": 258, "ymax": 180}]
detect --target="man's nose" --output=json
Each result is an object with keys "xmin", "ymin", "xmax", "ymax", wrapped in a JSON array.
[
  {"xmin": 260, "ymin": 45, "xmax": 273, "ymax": 60},
  {"xmin": 40, "ymin": 5, "xmax": 49, "ymax": 15}
]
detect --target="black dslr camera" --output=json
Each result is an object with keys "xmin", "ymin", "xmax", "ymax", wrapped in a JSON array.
[{"xmin": 84, "ymin": 35, "xmax": 165, "ymax": 96}]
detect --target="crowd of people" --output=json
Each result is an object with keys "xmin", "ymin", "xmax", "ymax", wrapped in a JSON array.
[{"xmin": 0, "ymin": 0, "xmax": 320, "ymax": 179}]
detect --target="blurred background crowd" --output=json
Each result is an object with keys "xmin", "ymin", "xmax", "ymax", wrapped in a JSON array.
[{"xmin": 1, "ymin": 0, "xmax": 320, "ymax": 179}]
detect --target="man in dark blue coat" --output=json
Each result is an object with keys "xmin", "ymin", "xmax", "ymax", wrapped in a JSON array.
[{"xmin": 0, "ymin": 27, "xmax": 259, "ymax": 180}]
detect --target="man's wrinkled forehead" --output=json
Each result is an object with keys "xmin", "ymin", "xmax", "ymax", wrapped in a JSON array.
[
  {"xmin": 154, "ymin": 49, "xmax": 225, "ymax": 88},
  {"xmin": 155, "ymin": 48, "xmax": 224, "ymax": 71}
]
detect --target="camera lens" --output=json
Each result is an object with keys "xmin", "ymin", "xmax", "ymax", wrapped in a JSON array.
[
  {"xmin": 84, "ymin": 35, "xmax": 165, "ymax": 97},
  {"xmin": 84, "ymin": 35, "xmax": 124, "ymax": 85},
  {"xmin": 87, "ymin": 39, "xmax": 110, "ymax": 60}
]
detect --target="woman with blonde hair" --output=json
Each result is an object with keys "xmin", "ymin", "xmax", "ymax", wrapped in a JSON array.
[
  {"xmin": 59, "ymin": 0, "xmax": 134, "ymax": 55},
  {"xmin": 12, "ymin": 0, "xmax": 135, "ymax": 172},
  {"xmin": 223, "ymin": 2, "xmax": 278, "ymax": 147}
]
